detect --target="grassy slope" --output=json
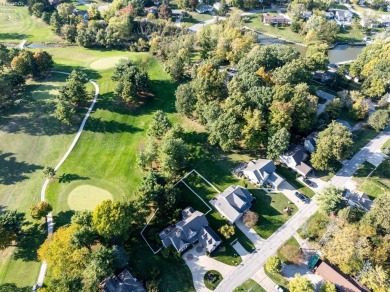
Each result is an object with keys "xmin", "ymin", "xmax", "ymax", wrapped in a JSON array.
[
  {"xmin": 0, "ymin": 74, "xmax": 82, "ymax": 287},
  {"xmin": 0, "ymin": 6, "xmax": 60, "ymax": 43}
]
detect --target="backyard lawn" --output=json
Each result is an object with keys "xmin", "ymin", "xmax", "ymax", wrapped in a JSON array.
[
  {"xmin": 242, "ymin": 14, "xmax": 305, "ymax": 44},
  {"xmin": 234, "ymin": 279, "xmax": 265, "ymax": 292},
  {"xmin": 336, "ymin": 25, "xmax": 364, "ymax": 43},
  {"xmin": 354, "ymin": 160, "xmax": 390, "ymax": 199},
  {"xmin": 250, "ymin": 190, "xmax": 297, "ymax": 239},
  {"xmin": 276, "ymin": 165, "xmax": 315, "ymax": 198},
  {"xmin": 0, "ymin": 6, "xmax": 60, "ymax": 43}
]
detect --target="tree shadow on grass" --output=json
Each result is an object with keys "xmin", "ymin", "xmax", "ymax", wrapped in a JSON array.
[
  {"xmin": 0, "ymin": 283, "xmax": 31, "ymax": 292},
  {"xmin": 58, "ymin": 173, "xmax": 90, "ymax": 183},
  {"xmin": 0, "ymin": 152, "xmax": 43, "ymax": 185},
  {"xmin": 14, "ymin": 223, "xmax": 46, "ymax": 262},
  {"xmin": 52, "ymin": 64, "xmax": 102, "ymax": 81},
  {"xmin": 52, "ymin": 210, "xmax": 75, "ymax": 228},
  {"xmin": 0, "ymin": 33, "xmax": 31, "ymax": 41},
  {"xmin": 84, "ymin": 117, "xmax": 142, "ymax": 133}
]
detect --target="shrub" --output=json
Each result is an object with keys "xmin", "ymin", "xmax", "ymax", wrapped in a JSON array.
[{"xmin": 265, "ymin": 256, "xmax": 282, "ymax": 274}]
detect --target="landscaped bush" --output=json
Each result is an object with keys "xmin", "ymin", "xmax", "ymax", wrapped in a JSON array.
[
  {"xmin": 204, "ymin": 270, "xmax": 223, "ymax": 290},
  {"xmin": 242, "ymin": 210, "xmax": 259, "ymax": 228},
  {"xmin": 265, "ymin": 256, "xmax": 282, "ymax": 274}
]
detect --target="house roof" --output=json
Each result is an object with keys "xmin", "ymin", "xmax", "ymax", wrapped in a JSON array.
[
  {"xmin": 316, "ymin": 90, "xmax": 336, "ymax": 101},
  {"xmin": 334, "ymin": 9, "xmax": 352, "ymax": 18},
  {"xmin": 159, "ymin": 208, "xmax": 221, "ymax": 253},
  {"xmin": 295, "ymin": 161, "xmax": 313, "ymax": 176},
  {"xmin": 314, "ymin": 260, "xmax": 366, "ymax": 292},
  {"xmin": 244, "ymin": 159, "xmax": 276, "ymax": 182},
  {"xmin": 267, "ymin": 172, "xmax": 285, "ymax": 188},
  {"xmin": 349, "ymin": 192, "xmax": 373, "ymax": 211},
  {"xmin": 336, "ymin": 119, "xmax": 352, "ymax": 131},
  {"xmin": 284, "ymin": 145, "xmax": 307, "ymax": 164},
  {"xmin": 101, "ymin": 269, "xmax": 146, "ymax": 292},
  {"xmin": 215, "ymin": 186, "xmax": 253, "ymax": 223},
  {"xmin": 263, "ymin": 15, "xmax": 287, "ymax": 21}
]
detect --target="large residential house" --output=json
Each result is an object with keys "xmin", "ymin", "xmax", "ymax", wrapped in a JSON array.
[
  {"xmin": 159, "ymin": 207, "xmax": 221, "ymax": 253},
  {"xmin": 263, "ymin": 14, "xmax": 290, "ymax": 25},
  {"xmin": 243, "ymin": 159, "xmax": 285, "ymax": 189},
  {"xmin": 344, "ymin": 191, "xmax": 373, "ymax": 212},
  {"xmin": 333, "ymin": 9, "xmax": 353, "ymax": 22},
  {"xmin": 213, "ymin": 186, "xmax": 253, "ymax": 224},
  {"xmin": 100, "ymin": 269, "xmax": 146, "ymax": 292},
  {"xmin": 279, "ymin": 145, "xmax": 313, "ymax": 177}
]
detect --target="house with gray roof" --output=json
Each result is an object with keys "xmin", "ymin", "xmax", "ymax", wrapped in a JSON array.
[
  {"xmin": 280, "ymin": 145, "xmax": 313, "ymax": 177},
  {"xmin": 304, "ymin": 132, "xmax": 318, "ymax": 153},
  {"xmin": 213, "ymin": 186, "xmax": 254, "ymax": 224},
  {"xmin": 345, "ymin": 191, "xmax": 373, "ymax": 211},
  {"xmin": 100, "ymin": 269, "xmax": 146, "ymax": 292},
  {"xmin": 159, "ymin": 207, "xmax": 221, "ymax": 253},
  {"xmin": 243, "ymin": 159, "xmax": 285, "ymax": 189}
]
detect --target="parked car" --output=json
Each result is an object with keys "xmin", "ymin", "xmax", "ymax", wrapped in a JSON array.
[
  {"xmin": 274, "ymin": 285, "xmax": 283, "ymax": 292},
  {"xmin": 295, "ymin": 191, "xmax": 310, "ymax": 203},
  {"xmin": 303, "ymin": 178, "xmax": 315, "ymax": 187}
]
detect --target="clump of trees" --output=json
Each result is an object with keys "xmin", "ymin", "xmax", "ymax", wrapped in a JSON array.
[
  {"xmin": 111, "ymin": 59, "xmax": 150, "ymax": 103},
  {"xmin": 38, "ymin": 199, "xmax": 144, "ymax": 290},
  {"xmin": 317, "ymin": 185, "xmax": 344, "ymax": 215},
  {"xmin": 0, "ymin": 210, "xmax": 26, "ymax": 250},
  {"xmin": 265, "ymin": 255, "xmax": 282, "ymax": 274}
]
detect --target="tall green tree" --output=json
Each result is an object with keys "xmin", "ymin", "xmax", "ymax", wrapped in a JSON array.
[
  {"xmin": 147, "ymin": 110, "xmax": 171, "ymax": 138},
  {"xmin": 311, "ymin": 121, "xmax": 353, "ymax": 170},
  {"xmin": 159, "ymin": 137, "xmax": 188, "ymax": 177},
  {"xmin": 267, "ymin": 128, "xmax": 290, "ymax": 160},
  {"xmin": 317, "ymin": 185, "xmax": 344, "ymax": 215},
  {"xmin": 58, "ymin": 70, "xmax": 89, "ymax": 104},
  {"xmin": 289, "ymin": 274, "xmax": 314, "ymax": 292},
  {"xmin": 175, "ymin": 83, "xmax": 196, "ymax": 118}
]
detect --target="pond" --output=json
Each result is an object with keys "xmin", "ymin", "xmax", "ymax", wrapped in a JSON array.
[{"xmin": 256, "ymin": 34, "xmax": 364, "ymax": 64}]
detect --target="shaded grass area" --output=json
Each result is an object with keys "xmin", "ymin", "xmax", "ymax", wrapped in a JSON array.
[
  {"xmin": 298, "ymin": 211, "xmax": 330, "ymax": 242},
  {"xmin": 314, "ymin": 160, "xmax": 342, "ymax": 182},
  {"xmin": 354, "ymin": 160, "xmax": 390, "ymax": 199},
  {"xmin": 276, "ymin": 165, "xmax": 315, "ymax": 198},
  {"xmin": 277, "ymin": 236, "xmax": 301, "ymax": 264},
  {"xmin": 336, "ymin": 25, "xmax": 364, "ymax": 43},
  {"xmin": 250, "ymin": 190, "xmax": 297, "ymax": 239},
  {"xmin": 381, "ymin": 138, "xmax": 390, "ymax": 153},
  {"xmin": 0, "ymin": 6, "xmax": 60, "ymax": 43},
  {"xmin": 243, "ymin": 15, "xmax": 305, "ymax": 44},
  {"xmin": 204, "ymin": 270, "xmax": 223, "ymax": 290},
  {"xmin": 351, "ymin": 127, "xmax": 378, "ymax": 156},
  {"xmin": 234, "ymin": 279, "xmax": 265, "ymax": 292}
]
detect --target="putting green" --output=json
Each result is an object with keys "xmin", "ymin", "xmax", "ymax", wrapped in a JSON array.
[
  {"xmin": 68, "ymin": 184, "xmax": 113, "ymax": 211},
  {"xmin": 90, "ymin": 56, "xmax": 128, "ymax": 70}
]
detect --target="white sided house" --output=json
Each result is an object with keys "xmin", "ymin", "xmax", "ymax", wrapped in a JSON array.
[
  {"xmin": 280, "ymin": 145, "xmax": 313, "ymax": 177},
  {"xmin": 243, "ymin": 159, "xmax": 284, "ymax": 189},
  {"xmin": 213, "ymin": 186, "xmax": 253, "ymax": 224}
]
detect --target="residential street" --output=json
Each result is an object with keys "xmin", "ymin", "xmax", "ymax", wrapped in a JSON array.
[{"xmin": 215, "ymin": 126, "xmax": 390, "ymax": 292}]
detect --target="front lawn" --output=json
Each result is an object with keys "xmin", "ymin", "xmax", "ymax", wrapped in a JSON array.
[
  {"xmin": 354, "ymin": 160, "xmax": 390, "ymax": 199},
  {"xmin": 234, "ymin": 279, "xmax": 265, "ymax": 292},
  {"xmin": 381, "ymin": 138, "xmax": 390, "ymax": 153},
  {"xmin": 250, "ymin": 190, "xmax": 297, "ymax": 239},
  {"xmin": 351, "ymin": 128, "xmax": 378, "ymax": 156},
  {"xmin": 276, "ymin": 165, "xmax": 315, "ymax": 198},
  {"xmin": 314, "ymin": 160, "xmax": 342, "ymax": 182},
  {"xmin": 264, "ymin": 266, "xmax": 289, "ymax": 291},
  {"xmin": 298, "ymin": 211, "xmax": 330, "ymax": 242},
  {"xmin": 242, "ymin": 15, "xmax": 305, "ymax": 44},
  {"xmin": 277, "ymin": 236, "xmax": 302, "ymax": 264}
]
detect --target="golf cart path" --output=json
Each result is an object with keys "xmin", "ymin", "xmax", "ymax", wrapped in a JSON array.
[{"xmin": 36, "ymin": 71, "xmax": 99, "ymax": 287}]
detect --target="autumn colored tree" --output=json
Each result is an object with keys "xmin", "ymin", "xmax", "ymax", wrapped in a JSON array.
[
  {"xmin": 218, "ymin": 224, "xmax": 235, "ymax": 239},
  {"xmin": 31, "ymin": 201, "xmax": 53, "ymax": 220}
]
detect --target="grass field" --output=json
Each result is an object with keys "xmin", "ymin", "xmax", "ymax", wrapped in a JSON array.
[
  {"xmin": 354, "ymin": 160, "xmax": 390, "ymax": 199},
  {"xmin": 67, "ymin": 184, "xmax": 113, "ymax": 210},
  {"xmin": 250, "ymin": 190, "xmax": 297, "ymax": 239},
  {"xmin": 234, "ymin": 279, "xmax": 265, "ymax": 292},
  {"xmin": 277, "ymin": 236, "xmax": 301, "ymax": 264},
  {"xmin": 243, "ymin": 15, "xmax": 305, "ymax": 44},
  {"xmin": 0, "ymin": 6, "xmax": 60, "ymax": 43},
  {"xmin": 180, "ymin": 12, "xmax": 214, "ymax": 28},
  {"xmin": 0, "ymin": 73, "xmax": 88, "ymax": 287},
  {"xmin": 336, "ymin": 25, "xmax": 364, "ymax": 43},
  {"xmin": 276, "ymin": 165, "xmax": 315, "ymax": 198}
]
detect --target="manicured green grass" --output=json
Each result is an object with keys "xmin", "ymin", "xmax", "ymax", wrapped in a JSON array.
[
  {"xmin": 381, "ymin": 138, "xmax": 390, "ymax": 153},
  {"xmin": 354, "ymin": 160, "xmax": 390, "ymax": 199},
  {"xmin": 243, "ymin": 15, "xmax": 305, "ymax": 44},
  {"xmin": 351, "ymin": 127, "xmax": 378, "ymax": 156},
  {"xmin": 67, "ymin": 184, "xmax": 113, "ymax": 211},
  {"xmin": 0, "ymin": 73, "xmax": 85, "ymax": 287},
  {"xmin": 276, "ymin": 165, "xmax": 315, "ymax": 198},
  {"xmin": 250, "ymin": 190, "xmax": 297, "ymax": 239},
  {"xmin": 277, "ymin": 236, "xmax": 301, "ymax": 264},
  {"xmin": 0, "ymin": 6, "xmax": 61, "ymax": 43},
  {"xmin": 204, "ymin": 270, "xmax": 223, "ymax": 290},
  {"xmin": 234, "ymin": 279, "xmax": 265, "ymax": 292}
]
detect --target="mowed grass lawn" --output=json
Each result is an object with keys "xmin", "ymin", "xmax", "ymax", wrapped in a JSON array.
[
  {"xmin": 0, "ymin": 6, "xmax": 60, "ymax": 43},
  {"xmin": 242, "ymin": 14, "xmax": 305, "ymax": 44},
  {"xmin": 0, "ymin": 73, "xmax": 89, "ymax": 287},
  {"xmin": 250, "ymin": 190, "xmax": 297, "ymax": 239},
  {"xmin": 354, "ymin": 160, "xmax": 390, "ymax": 199}
]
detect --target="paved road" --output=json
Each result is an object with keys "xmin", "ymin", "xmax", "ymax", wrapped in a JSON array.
[
  {"xmin": 188, "ymin": 16, "xmax": 226, "ymax": 32},
  {"xmin": 36, "ymin": 72, "xmax": 99, "ymax": 287},
  {"xmin": 215, "ymin": 126, "xmax": 390, "ymax": 291}
]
